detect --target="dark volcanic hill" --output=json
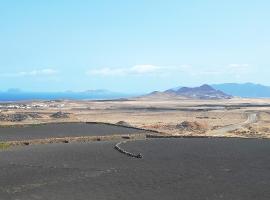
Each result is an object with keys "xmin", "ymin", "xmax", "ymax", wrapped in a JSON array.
[
  {"xmin": 144, "ymin": 84, "xmax": 232, "ymax": 99},
  {"xmin": 165, "ymin": 84, "xmax": 232, "ymax": 99}
]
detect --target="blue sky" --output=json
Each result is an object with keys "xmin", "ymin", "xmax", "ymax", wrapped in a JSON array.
[{"xmin": 0, "ymin": 0, "xmax": 269, "ymax": 93}]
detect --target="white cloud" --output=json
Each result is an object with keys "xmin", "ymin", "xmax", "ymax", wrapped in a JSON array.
[
  {"xmin": 226, "ymin": 64, "xmax": 251, "ymax": 75},
  {"xmin": 87, "ymin": 65, "xmax": 165, "ymax": 76},
  {"xmin": 0, "ymin": 68, "xmax": 58, "ymax": 77},
  {"xmin": 86, "ymin": 64, "xmax": 194, "ymax": 77},
  {"xmin": 86, "ymin": 64, "xmax": 252, "ymax": 78},
  {"xmin": 228, "ymin": 64, "xmax": 249, "ymax": 71},
  {"xmin": 186, "ymin": 64, "xmax": 251, "ymax": 77},
  {"xmin": 130, "ymin": 65, "xmax": 161, "ymax": 74},
  {"xmin": 87, "ymin": 67, "xmax": 125, "ymax": 76}
]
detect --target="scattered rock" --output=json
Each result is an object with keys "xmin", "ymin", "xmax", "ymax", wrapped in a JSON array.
[
  {"xmin": 230, "ymin": 125, "xmax": 270, "ymax": 137},
  {"xmin": 259, "ymin": 127, "xmax": 270, "ymax": 133},
  {"xmin": 142, "ymin": 123, "xmax": 175, "ymax": 130},
  {"xmin": 229, "ymin": 128, "xmax": 261, "ymax": 137},
  {"xmin": 27, "ymin": 113, "xmax": 42, "ymax": 119},
  {"xmin": 176, "ymin": 121, "xmax": 208, "ymax": 133},
  {"xmin": 196, "ymin": 116, "xmax": 209, "ymax": 119},
  {"xmin": 50, "ymin": 111, "xmax": 69, "ymax": 119},
  {"xmin": 0, "ymin": 113, "xmax": 29, "ymax": 122},
  {"xmin": 116, "ymin": 121, "xmax": 132, "ymax": 127},
  {"xmin": 115, "ymin": 141, "xmax": 143, "ymax": 159}
]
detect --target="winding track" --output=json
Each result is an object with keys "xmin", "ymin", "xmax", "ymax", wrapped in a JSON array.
[{"xmin": 209, "ymin": 112, "xmax": 258, "ymax": 136}]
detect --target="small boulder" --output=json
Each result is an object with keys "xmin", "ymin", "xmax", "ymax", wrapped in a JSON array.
[
  {"xmin": 176, "ymin": 121, "xmax": 208, "ymax": 133},
  {"xmin": 116, "ymin": 121, "xmax": 132, "ymax": 127},
  {"xmin": 0, "ymin": 113, "xmax": 28, "ymax": 122},
  {"xmin": 50, "ymin": 111, "xmax": 69, "ymax": 119}
]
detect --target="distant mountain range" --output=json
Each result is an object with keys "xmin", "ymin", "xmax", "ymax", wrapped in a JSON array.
[
  {"xmin": 1, "ymin": 83, "xmax": 270, "ymax": 101},
  {"xmin": 211, "ymin": 83, "xmax": 270, "ymax": 98},
  {"xmin": 166, "ymin": 83, "xmax": 270, "ymax": 99},
  {"xmin": 147, "ymin": 84, "xmax": 232, "ymax": 99},
  {"xmin": 167, "ymin": 84, "xmax": 232, "ymax": 99}
]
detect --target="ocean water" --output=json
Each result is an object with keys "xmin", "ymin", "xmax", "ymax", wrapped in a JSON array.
[{"xmin": 0, "ymin": 92, "xmax": 133, "ymax": 101}]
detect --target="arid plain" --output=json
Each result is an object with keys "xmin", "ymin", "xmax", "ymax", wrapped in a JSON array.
[
  {"xmin": 1, "ymin": 97, "xmax": 270, "ymax": 139},
  {"xmin": 1, "ymin": 97, "xmax": 270, "ymax": 200}
]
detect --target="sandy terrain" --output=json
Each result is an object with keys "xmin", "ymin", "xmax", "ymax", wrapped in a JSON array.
[{"xmin": 1, "ymin": 97, "xmax": 270, "ymax": 138}]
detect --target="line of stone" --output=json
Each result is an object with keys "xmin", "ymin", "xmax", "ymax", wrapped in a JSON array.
[
  {"xmin": 2, "ymin": 133, "xmax": 146, "ymax": 147},
  {"xmin": 114, "ymin": 140, "xmax": 143, "ymax": 159}
]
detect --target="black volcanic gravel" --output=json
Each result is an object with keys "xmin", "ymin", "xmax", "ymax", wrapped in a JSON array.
[
  {"xmin": 0, "ymin": 123, "xmax": 147, "ymax": 141},
  {"xmin": 0, "ymin": 138, "xmax": 270, "ymax": 199}
]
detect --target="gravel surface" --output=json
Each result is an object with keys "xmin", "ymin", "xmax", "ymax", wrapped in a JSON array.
[
  {"xmin": 0, "ymin": 123, "xmax": 147, "ymax": 141},
  {"xmin": 0, "ymin": 138, "xmax": 270, "ymax": 199}
]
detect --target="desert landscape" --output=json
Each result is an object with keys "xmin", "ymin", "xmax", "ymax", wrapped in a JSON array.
[
  {"xmin": 1, "ymin": 94, "xmax": 270, "ymax": 140},
  {"xmin": 1, "ymin": 1, "xmax": 270, "ymax": 199},
  {"xmin": 1, "ymin": 87, "xmax": 270, "ymax": 200},
  {"xmin": 1, "ymin": 92, "xmax": 270, "ymax": 199}
]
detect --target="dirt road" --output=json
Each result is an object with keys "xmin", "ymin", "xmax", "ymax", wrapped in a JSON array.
[{"xmin": 209, "ymin": 113, "xmax": 258, "ymax": 136}]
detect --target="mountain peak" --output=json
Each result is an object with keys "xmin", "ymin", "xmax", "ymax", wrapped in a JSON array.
[
  {"xmin": 173, "ymin": 85, "xmax": 231, "ymax": 99},
  {"xmin": 150, "ymin": 84, "xmax": 232, "ymax": 99},
  {"xmin": 199, "ymin": 84, "xmax": 214, "ymax": 90}
]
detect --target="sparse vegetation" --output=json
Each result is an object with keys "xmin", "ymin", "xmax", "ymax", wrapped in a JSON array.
[
  {"xmin": 0, "ymin": 142, "xmax": 11, "ymax": 150},
  {"xmin": 50, "ymin": 111, "xmax": 69, "ymax": 118},
  {"xmin": 176, "ymin": 121, "xmax": 208, "ymax": 133},
  {"xmin": 1, "ymin": 98, "xmax": 270, "ymax": 138},
  {"xmin": 0, "ymin": 113, "xmax": 28, "ymax": 122}
]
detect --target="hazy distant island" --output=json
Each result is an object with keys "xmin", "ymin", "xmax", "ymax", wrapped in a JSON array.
[
  {"xmin": 0, "ymin": 89, "xmax": 137, "ymax": 101},
  {"xmin": 1, "ymin": 83, "xmax": 270, "ymax": 101}
]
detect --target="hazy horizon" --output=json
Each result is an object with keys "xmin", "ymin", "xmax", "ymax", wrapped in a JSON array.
[
  {"xmin": 1, "ymin": 1, "xmax": 270, "ymax": 93},
  {"xmin": 0, "ymin": 82, "xmax": 269, "ymax": 94}
]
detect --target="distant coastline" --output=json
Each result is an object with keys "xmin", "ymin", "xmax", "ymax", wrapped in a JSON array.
[
  {"xmin": 0, "ymin": 91, "xmax": 135, "ymax": 101},
  {"xmin": 2, "ymin": 83, "xmax": 270, "ymax": 101}
]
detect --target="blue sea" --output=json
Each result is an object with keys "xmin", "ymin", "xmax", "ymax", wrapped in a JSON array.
[{"xmin": 0, "ymin": 91, "xmax": 134, "ymax": 101}]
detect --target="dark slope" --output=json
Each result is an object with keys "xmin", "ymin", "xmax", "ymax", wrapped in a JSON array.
[{"xmin": 146, "ymin": 84, "xmax": 232, "ymax": 99}]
